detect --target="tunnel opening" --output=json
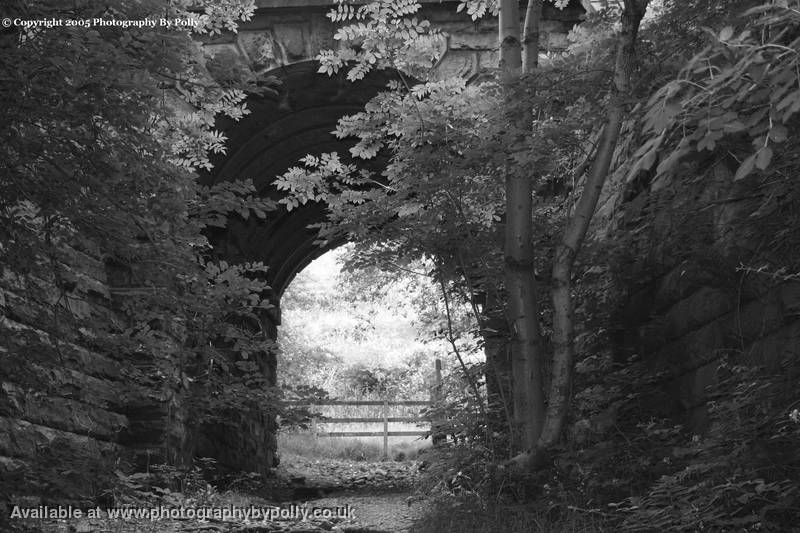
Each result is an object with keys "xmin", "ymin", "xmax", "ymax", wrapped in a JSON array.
[{"xmin": 275, "ymin": 245, "xmax": 464, "ymax": 463}]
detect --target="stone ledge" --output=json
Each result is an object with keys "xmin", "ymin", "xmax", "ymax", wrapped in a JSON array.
[
  {"xmin": 743, "ymin": 320, "xmax": 800, "ymax": 370},
  {"xmin": 1, "ymin": 317, "xmax": 123, "ymax": 380},
  {"xmin": 646, "ymin": 287, "xmax": 734, "ymax": 345},
  {"xmin": 0, "ymin": 416, "xmax": 122, "ymax": 460},
  {"xmin": 0, "ymin": 382, "xmax": 129, "ymax": 442}
]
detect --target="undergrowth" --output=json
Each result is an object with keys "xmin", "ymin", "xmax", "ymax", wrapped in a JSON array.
[
  {"xmin": 412, "ymin": 352, "xmax": 800, "ymax": 532},
  {"xmin": 409, "ymin": 495, "xmax": 605, "ymax": 533}
]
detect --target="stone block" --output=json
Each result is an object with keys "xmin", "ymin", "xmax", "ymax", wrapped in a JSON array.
[
  {"xmin": 546, "ymin": 32, "xmax": 569, "ymax": 51},
  {"xmin": 733, "ymin": 290, "xmax": 786, "ymax": 345},
  {"xmin": 25, "ymin": 363, "xmax": 134, "ymax": 412},
  {"xmin": 194, "ymin": 409, "xmax": 276, "ymax": 476},
  {"xmin": 447, "ymin": 27, "xmax": 497, "ymax": 51},
  {"xmin": 541, "ymin": 20, "xmax": 568, "ymax": 33},
  {"xmin": 780, "ymin": 282, "xmax": 800, "ymax": 316},
  {"xmin": 743, "ymin": 320, "xmax": 800, "ymax": 370},
  {"xmin": 0, "ymin": 416, "xmax": 120, "ymax": 460},
  {"xmin": 272, "ymin": 23, "xmax": 309, "ymax": 62},
  {"xmin": 0, "ymin": 288, "xmax": 53, "ymax": 333},
  {"xmin": 650, "ymin": 319, "xmax": 727, "ymax": 371},
  {"xmin": 653, "ymin": 260, "xmax": 727, "ymax": 313},
  {"xmin": 433, "ymin": 51, "xmax": 478, "ymax": 81},
  {"xmin": 1, "ymin": 275, "xmax": 113, "ymax": 333},
  {"xmin": 0, "ymin": 418, "xmax": 125, "ymax": 504},
  {"xmin": 307, "ymin": 12, "xmax": 335, "ymax": 53},
  {"xmin": 238, "ymin": 30, "xmax": 286, "ymax": 70},
  {"xmin": 2, "ymin": 319, "xmax": 122, "ymax": 380},
  {"xmin": 661, "ymin": 287, "xmax": 733, "ymax": 341},
  {"xmin": 59, "ymin": 246, "xmax": 108, "ymax": 288},
  {"xmin": 0, "ymin": 383, "xmax": 128, "ymax": 441},
  {"xmin": 477, "ymin": 50, "xmax": 500, "ymax": 73}
]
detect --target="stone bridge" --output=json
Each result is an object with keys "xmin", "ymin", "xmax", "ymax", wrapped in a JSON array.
[
  {"xmin": 8, "ymin": 2, "xmax": 795, "ymax": 502},
  {"xmin": 0, "ymin": 2, "xmax": 589, "ymax": 496},
  {"xmin": 193, "ymin": 2, "xmax": 585, "ymax": 471},
  {"xmin": 200, "ymin": 0, "xmax": 586, "ymax": 321},
  {"xmin": 187, "ymin": 1, "xmax": 585, "ymax": 473}
]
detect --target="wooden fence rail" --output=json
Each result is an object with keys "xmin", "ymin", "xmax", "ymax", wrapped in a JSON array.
[
  {"xmin": 304, "ymin": 399, "xmax": 432, "ymax": 459},
  {"xmin": 290, "ymin": 359, "xmax": 445, "ymax": 459},
  {"xmin": 300, "ymin": 400, "xmax": 431, "ymax": 406}
]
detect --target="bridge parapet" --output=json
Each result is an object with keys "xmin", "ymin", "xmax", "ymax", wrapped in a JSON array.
[
  {"xmin": 201, "ymin": 1, "xmax": 585, "ymax": 84},
  {"xmin": 199, "ymin": 1, "xmax": 586, "ymax": 317}
]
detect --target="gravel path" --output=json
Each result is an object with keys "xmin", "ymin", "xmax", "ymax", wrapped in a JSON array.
[
  {"xmin": 270, "ymin": 452, "xmax": 428, "ymax": 532},
  {"xmin": 10, "ymin": 455, "xmax": 429, "ymax": 533},
  {"xmin": 310, "ymin": 492, "xmax": 426, "ymax": 533}
]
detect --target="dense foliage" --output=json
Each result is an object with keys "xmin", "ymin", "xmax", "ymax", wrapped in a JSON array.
[
  {"xmin": 278, "ymin": 248, "xmax": 479, "ymax": 402},
  {"xmin": 0, "ymin": 0, "xmax": 288, "ymax": 467},
  {"xmin": 2, "ymin": 0, "xmax": 800, "ymax": 530},
  {"xmin": 277, "ymin": 0, "xmax": 800, "ymax": 530}
]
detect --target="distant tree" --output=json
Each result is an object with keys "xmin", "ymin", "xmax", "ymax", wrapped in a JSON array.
[{"xmin": 278, "ymin": 250, "xmax": 466, "ymax": 400}]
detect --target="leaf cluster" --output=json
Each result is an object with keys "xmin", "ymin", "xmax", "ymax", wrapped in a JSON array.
[
  {"xmin": 317, "ymin": 0, "xmax": 445, "ymax": 81},
  {"xmin": 0, "ymin": 0, "xmax": 283, "ymax": 451},
  {"xmin": 631, "ymin": 1, "xmax": 800, "ymax": 186}
]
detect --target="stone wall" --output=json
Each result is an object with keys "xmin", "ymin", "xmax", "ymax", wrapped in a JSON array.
[
  {"xmin": 1, "ymin": 0, "xmax": 585, "ymax": 507},
  {"xmin": 200, "ymin": 1, "xmax": 585, "ymax": 87},
  {"xmin": 0, "ymin": 242, "xmax": 187, "ymax": 507},
  {"xmin": 603, "ymin": 158, "xmax": 800, "ymax": 431},
  {"xmin": 0, "ymin": 238, "xmax": 281, "ymax": 513}
]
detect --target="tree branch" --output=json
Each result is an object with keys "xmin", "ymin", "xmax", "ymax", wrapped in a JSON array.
[
  {"xmin": 522, "ymin": 0, "xmax": 543, "ymax": 73},
  {"xmin": 437, "ymin": 271, "xmax": 486, "ymax": 417}
]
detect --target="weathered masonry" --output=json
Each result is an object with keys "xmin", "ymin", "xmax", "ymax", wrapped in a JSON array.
[
  {"xmin": 201, "ymin": 0, "xmax": 587, "ymax": 309},
  {"xmin": 0, "ymin": 0, "xmax": 586, "ymax": 506}
]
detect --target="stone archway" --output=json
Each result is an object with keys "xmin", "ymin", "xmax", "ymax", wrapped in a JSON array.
[
  {"xmin": 195, "ymin": 61, "xmax": 401, "ymax": 473},
  {"xmin": 194, "ymin": 1, "xmax": 585, "ymax": 472},
  {"xmin": 200, "ymin": 61, "xmax": 397, "ymax": 330},
  {"xmin": 197, "ymin": 1, "xmax": 586, "ymax": 319},
  {"xmin": 198, "ymin": 0, "xmax": 586, "ymax": 320}
]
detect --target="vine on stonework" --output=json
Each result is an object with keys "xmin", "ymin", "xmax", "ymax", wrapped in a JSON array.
[{"xmin": 0, "ymin": 0, "xmax": 293, "ymax": 472}]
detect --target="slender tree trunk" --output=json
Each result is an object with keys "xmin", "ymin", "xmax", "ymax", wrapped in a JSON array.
[
  {"xmin": 499, "ymin": 0, "xmax": 546, "ymax": 453},
  {"xmin": 522, "ymin": 0, "xmax": 543, "ymax": 73},
  {"xmin": 508, "ymin": 0, "xmax": 650, "ymax": 471},
  {"xmin": 499, "ymin": 0, "xmax": 549, "ymax": 454},
  {"xmin": 499, "ymin": 0, "xmax": 522, "ymax": 82},
  {"xmin": 504, "ymin": 174, "xmax": 547, "ymax": 452},
  {"xmin": 540, "ymin": 0, "xmax": 649, "ymax": 453}
]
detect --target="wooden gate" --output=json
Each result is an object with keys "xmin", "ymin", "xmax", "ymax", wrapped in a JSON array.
[{"xmin": 308, "ymin": 399, "xmax": 431, "ymax": 459}]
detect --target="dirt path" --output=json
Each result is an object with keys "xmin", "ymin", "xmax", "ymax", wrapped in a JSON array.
[
  {"xmin": 269, "ymin": 452, "xmax": 427, "ymax": 532},
  {"xmin": 10, "ymin": 455, "xmax": 428, "ymax": 533},
  {"xmin": 310, "ymin": 492, "xmax": 424, "ymax": 532}
]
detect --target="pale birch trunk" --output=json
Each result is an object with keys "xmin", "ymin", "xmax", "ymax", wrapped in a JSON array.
[
  {"xmin": 499, "ymin": 0, "xmax": 522, "ymax": 82},
  {"xmin": 508, "ymin": 0, "xmax": 650, "ymax": 471},
  {"xmin": 500, "ymin": 0, "xmax": 546, "ymax": 453},
  {"xmin": 504, "ymin": 169, "xmax": 547, "ymax": 452},
  {"xmin": 522, "ymin": 0, "xmax": 543, "ymax": 73}
]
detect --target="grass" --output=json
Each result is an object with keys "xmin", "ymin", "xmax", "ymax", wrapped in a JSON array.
[
  {"xmin": 279, "ymin": 398, "xmax": 432, "ymax": 461},
  {"xmin": 278, "ymin": 428, "xmax": 430, "ymax": 462}
]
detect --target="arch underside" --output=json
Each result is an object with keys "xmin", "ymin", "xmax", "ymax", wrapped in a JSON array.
[
  {"xmin": 201, "ymin": 61, "xmax": 396, "ymax": 311},
  {"xmin": 199, "ymin": 0, "xmax": 587, "ymax": 313}
]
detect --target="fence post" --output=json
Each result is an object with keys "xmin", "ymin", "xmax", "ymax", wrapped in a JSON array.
[
  {"xmin": 432, "ymin": 358, "xmax": 446, "ymax": 446},
  {"xmin": 383, "ymin": 399, "xmax": 389, "ymax": 460},
  {"xmin": 435, "ymin": 358, "xmax": 442, "ymax": 397}
]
